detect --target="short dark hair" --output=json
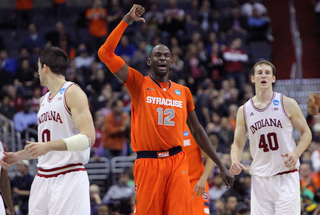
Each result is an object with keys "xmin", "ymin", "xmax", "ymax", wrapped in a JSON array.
[
  {"xmin": 252, "ymin": 60, "xmax": 276, "ymax": 76},
  {"xmin": 39, "ymin": 46, "xmax": 68, "ymax": 76}
]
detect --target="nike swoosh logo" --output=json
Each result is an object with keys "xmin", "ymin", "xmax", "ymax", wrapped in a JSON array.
[
  {"xmin": 182, "ymin": 171, "xmax": 188, "ymax": 174},
  {"xmin": 147, "ymin": 88, "xmax": 155, "ymax": 90}
]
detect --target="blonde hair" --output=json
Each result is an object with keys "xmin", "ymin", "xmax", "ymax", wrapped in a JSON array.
[{"xmin": 252, "ymin": 60, "xmax": 276, "ymax": 76}]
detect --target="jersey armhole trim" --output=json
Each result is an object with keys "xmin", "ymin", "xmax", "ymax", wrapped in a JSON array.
[{"xmin": 280, "ymin": 94, "xmax": 290, "ymax": 120}]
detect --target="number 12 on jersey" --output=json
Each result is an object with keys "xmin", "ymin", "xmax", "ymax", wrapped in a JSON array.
[{"xmin": 157, "ymin": 108, "xmax": 175, "ymax": 126}]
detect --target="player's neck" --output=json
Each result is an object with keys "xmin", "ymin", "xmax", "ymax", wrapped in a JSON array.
[
  {"xmin": 254, "ymin": 88, "xmax": 274, "ymax": 103},
  {"xmin": 47, "ymin": 77, "xmax": 66, "ymax": 97}
]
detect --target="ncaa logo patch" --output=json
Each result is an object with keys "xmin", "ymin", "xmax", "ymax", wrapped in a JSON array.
[
  {"xmin": 175, "ymin": 89, "xmax": 181, "ymax": 95},
  {"xmin": 183, "ymin": 131, "xmax": 189, "ymax": 137},
  {"xmin": 60, "ymin": 88, "xmax": 66, "ymax": 94},
  {"xmin": 273, "ymin": 100, "xmax": 279, "ymax": 106}
]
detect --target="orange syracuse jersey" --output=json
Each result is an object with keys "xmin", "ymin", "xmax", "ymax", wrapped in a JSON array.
[
  {"xmin": 182, "ymin": 126, "xmax": 205, "ymax": 181},
  {"xmin": 124, "ymin": 67, "xmax": 195, "ymax": 152}
]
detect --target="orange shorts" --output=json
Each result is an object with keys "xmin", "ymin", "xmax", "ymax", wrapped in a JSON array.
[
  {"xmin": 133, "ymin": 148, "xmax": 193, "ymax": 215},
  {"xmin": 190, "ymin": 180, "xmax": 210, "ymax": 215}
]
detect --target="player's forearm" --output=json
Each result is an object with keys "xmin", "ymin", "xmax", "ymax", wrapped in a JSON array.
[
  {"xmin": 293, "ymin": 129, "xmax": 312, "ymax": 157},
  {"xmin": 230, "ymin": 143, "xmax": 243, "ymax": 164},
  {"xmin": 201, "ymin": 156, "xmax": 215, "ymax": 180},
  {"xmin": 48, "ymin": 139, "xmax": 68, "ymax": 151},
  {"xmin": 0, "ymin": 178, "xmax": 14, "ymax": 212}
]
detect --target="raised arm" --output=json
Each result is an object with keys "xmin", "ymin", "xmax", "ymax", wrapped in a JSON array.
[
  {"xmin": 230, "ymin": 106, "xmax": 248, "ymax": 175},
  {"xmin": 98, "ymin": 4, "xmax": 145, "ymax": 83},
  {"xmin": 187, "ymin": 110, "xmax": 234, "ymax": 188}
]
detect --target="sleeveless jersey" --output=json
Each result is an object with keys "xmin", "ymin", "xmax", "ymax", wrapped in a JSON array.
[
  {"xmin": 183, "ymin": 127, "xmax": 205, "ymax": 181},
  {"xmin": 244, "ymin": 92, "xmax": 299, "ymax": 177},
  {"xmin": 124, "ymin": 67, "xmax": 195, "ymax": 152},
  {"xmin": 37, "ymin": 82, "xmax": 90, "ymax": 169}
]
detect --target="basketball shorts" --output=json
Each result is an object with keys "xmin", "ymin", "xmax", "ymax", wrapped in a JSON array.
[
  {"xmin": 29, "ymin": 164, "xmax": 90, "ymax": 215},
  {"xmin": 133, "ymin": 147, "xmax": 193, "ymax": 215},
  {"xmin": 251, "ymin": 170, "xmax": 300, "ymax": 215},
  {"xmin": 190, "ymin": 179, "xmax": 210, "ymax": 215}
]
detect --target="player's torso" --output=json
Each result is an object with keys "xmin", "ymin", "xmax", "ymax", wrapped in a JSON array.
[
  {"xmin": 37, "ymin": 82, "xmax": 90, "ymax": 169},
  {"xmin": 244, "ymin": 92, "xmax": 297, "ymax": 176},
  {"xmin": 182, "ymin": 128, "xmax": 205, "ymax": 181},
  {"xmin": 131, "ymin": 77, "xmax": 189, "ymax": 151}
]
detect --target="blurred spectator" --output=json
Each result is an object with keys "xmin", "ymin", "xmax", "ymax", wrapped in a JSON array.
[
  {"xmin": 13, "ymin": 100, "xmax": 37, "ymax": 133},
  {"xmin": 160, "ymin": 0, "xmax": 186, "ymax": 45},
  {"xmin": 102, "ymin": 171, "xmax": 135, "ymax": 204},
  {"xmin": 66, "ymin": 59, "xmax": 85, "ymax": 88},
  {"xmin": 97, "ymin": 204, "xmax": 108, "ymax": 215},
  {"xmin": 74, "ymin": 43, "xmax": 95, "ymax": 70},
  {"xmin": 227, "ymin": 103, "xmax": 239, "ymax": 131},
  {"xmin": 224, "ymin": 8, "xmax": 248, "ymax": 35},
  {"xmin": 241, "ymin": 0, "xmax": 267, "ymax": 17},
  {"xmin": 222, "ymin": 37, "xmax": 248, "ymax": 92},
  {"xmin": 185, "ymin": 0, "xmax": 200, "ymax": 40},
  {"xmin": 195, "ymin": 79, "xmax": 212, "ymax": 127},
  {"xmin": 23, "ymin": 23, "xmax": 46, "ymax": 54},
  {"xmin": 114, "ymin": 35, "xmax": 137, "ymax": 60},
  {"xmin": 87, "ymin": 68, "xmax": 107, "ymax": 97},
  {"xmin": 312, "ymin": 123, "xmax": 320, "ymax": 142},
  {"xmin": 209, "ymin": 170, "xmax": 228, "ymax": 201},
  {"xmin": 11, "ymin": 160, "xmax": 34, "ymax": 215},
  {"xmin": 219, "ymin": 117, "xmax": 235, "ymax": 152},
  {"xmin": 143, "ymin": 2, "xmax": 164, "ymax": 26},
  {"xmin": 15, "ymin": 0, "xmax": 34, "ymax": 29},
  {"xmin": 311, "ymin": 141, "xmax": 320, "ymax": 179},
  {"xmin": 92, "ymin": 110, "xmax": 105, "ymax": 155},
  {"xmin": 247, "ymin": 8, "xmax": 269, "ymax": 42},
  {"xmin": 300, "ymin": 163, "xmax": 320, "ymax": 195},
  {"xmin": 102, "ymin": 99, "xmax": 130, "ymax": 160},
  {"xmin": 207, "ymin": 42, "xmax": 224, "ymax": 87},
  {"xmin": 224, "ymin": 195, "xmax": 238, "ymax": 215},
  {"xmin": 17, "ymin": 47, "xmax": 38, "ymax": 70},
  {"xmin": 1, "ymin": 49, "xmax": 18, "ymax": 76},
  {"xmin": 0, "ymin": 59, "xmax": 14, "ymax": 88},
  {"xmin": 197, "ymin": 0, "xmax": 214, "ymax": 38},
  {"xmin": 107, "ymin": 0, "xmax": 124, "ymax": 32},
  {"xmin": 14, "ymin": 59, "xmax": 36, "ymax": 98},
  {"xmin": 132, "ymin": 23, "xmax": 156, "ymax": 48},
  {"xmin": 86, "ymin": 0, "xmax": 108, "ymax": 53},
  {"xmin": 131, "ymin": 41, "xmax": 149, "ymax": 75},
  {"xmin": 90, "ymin": 184, "xmax": 102, "ymax": 215},
  {"xmin": 52, "ymin": 0, "xmax": 66, "ymax": 22},
  {"xmin": 0, "ymin": 96, "xmax": 17, "ymax": 120},
  {"xmin": 5, "ymin": 85, "xmax": 25, "ymax": 112},
  {"xmin": 30, "ymin": 86, "xmax": 41, "ymax": 112},
  {"xmin": 93, "ymin": 84, "xmax": 113, "ymax": 115},
  {"xmin": 211, "ymin": 9, "xmax": 224, "ymax": 34},
  {"xmin": 45, "ymin": 22, "xmax": 72, "ymax": 47},
  {"xmin": 236, "ymin": 202, "xmax": 249, "ymax": 215}
]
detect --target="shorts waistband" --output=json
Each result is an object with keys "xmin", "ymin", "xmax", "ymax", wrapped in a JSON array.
[
  {"xmin": 276, "ymin": 169, "xmax": 298, "ymax": 176},
  {"xmin": 136, "ymin": 146, "xmax": 182, "ymax": 159},
  {"xmin": 37, "ymin": 163, "xmax": 85, "ymax": 178}
]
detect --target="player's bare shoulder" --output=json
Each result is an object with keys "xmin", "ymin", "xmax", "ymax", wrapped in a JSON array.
[
  {"xmin": 65, "ymin": 84, "xmax": 89, "ymax": 108},
  {"xmin": 282, "ymin": 95, "xmax": 301, "ymax": 118}
]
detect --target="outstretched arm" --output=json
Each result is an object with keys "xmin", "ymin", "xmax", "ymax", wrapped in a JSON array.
[
  {"xmin": 187, "ymin": 110, "xmax": 234, "ymax": 188},
  {"xmin": 98, "ymin": 4, "xmax": 145, "ymax": 83},
  {"xmin": 230, "ymin": 106, "xmax": 248, "ymax": 175}
]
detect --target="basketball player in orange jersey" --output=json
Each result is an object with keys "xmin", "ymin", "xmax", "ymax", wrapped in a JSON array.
[
  {"xmin": 1, "ymin": 47, "xmax": 95, "ymax": 215},
  {"xmin": 98, "ymin": 4, "xmax": 234, "ymax": 215},
  {"xmin": 183, "ymin": 126, "xmax": 215, "ymax": 215},
  {"xmin": 230, "ymin": 60, "xmax": 312, "ymax": 214}
]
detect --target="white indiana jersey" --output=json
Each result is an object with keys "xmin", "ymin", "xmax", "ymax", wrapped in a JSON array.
[
  {"xmin": 244, "ymin": 92, "xmax": 299, "ymax": 177},
  {"xmin": 37, "ymin": 82, "xmax": 90, "ymax": 169}
]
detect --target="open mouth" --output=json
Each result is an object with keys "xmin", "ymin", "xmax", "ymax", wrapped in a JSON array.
[
  {"xmin": 261, "ymin": 80, "xmax": 267, "ymax": 84},
  {"xmin": 158, "ymin": 65, "xmax": 167, "ymax": 70}
]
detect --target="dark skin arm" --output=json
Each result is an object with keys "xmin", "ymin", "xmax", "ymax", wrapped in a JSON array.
[
  {"xmin": 187, "ymin": 110, "xmax": 234, "ymax": 188},
  {"xmin": 1, "ymin": 145, "xmax": 15, "ymax": 215}
]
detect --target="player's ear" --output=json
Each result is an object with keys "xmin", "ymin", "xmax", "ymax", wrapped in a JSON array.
[
  {"xmin": 251, "ymin": 75, "xmax": 255, "ymax": 83},
  {"xmin": 147, "ymin": 58, "xmax": 151, "ymax": 66},
  {"xmin": 272, "ymin": 75, "xmax": 276, "ymax": 83}
]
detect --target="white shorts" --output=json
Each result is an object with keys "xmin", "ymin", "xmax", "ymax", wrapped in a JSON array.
[
  {"xmin": 0, "ymin": 195, "xmax": 4, "ymax": 215},
  {"xmin": 251, "ymin": 171, "xmax": 300, "ymax": 215},
  {"xmin": 29, "ymin": 170, "xmax": 90, "ymax": 215}
]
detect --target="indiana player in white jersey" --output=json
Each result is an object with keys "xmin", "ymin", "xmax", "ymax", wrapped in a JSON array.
[
  {"xmin": 1, "ymin": 47, "xmax": 95, "ymax": 215},
  {"xmin": 0, "ymin": 142, "xmax": 14, "ymax": 215},
  {"xmin": 230, "ymin": 60, "xmax": 312, "ymax": 214}
]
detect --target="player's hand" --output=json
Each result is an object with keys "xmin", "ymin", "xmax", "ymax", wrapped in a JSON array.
[
  {"xmin": 0, "ymin": 152, "xmax": 19, "ymax": 170},
  {"xmin": 307, "ymin": 92, "xmax": 320, "ymax": 115},
  {"xmin": 194, "ymin": 177, "xmax": 206, "ymax": 196},
  {"xmin": 281, "ymin": 152, "xmax": 298, "ymax": 170},
  {"xmin": 25, "ymin": 141, "xmax": 50, "ymax": 157},
  {"xmin": 123, "ymin": 4, "xmax": 145, "ymax": 24},
  {"xmin": 229, "ymin": 162, "xmax": 248, "ymax": 175},
  {"xmin": 220, "ymin": 168, "xmax": 234, "ymax": 189}
]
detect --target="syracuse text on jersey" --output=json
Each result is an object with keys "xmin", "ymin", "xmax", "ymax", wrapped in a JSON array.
[
  {"xmin": 146, "ymin": 96, "xmax": 183, "ymax": 108},
  {"xmin": 249, "ymin": 118, "xmax": 283, "ymax": 134},
  {"xmin": 38, "ymin": 110, "xmax": 63, "ymax": 125}
]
